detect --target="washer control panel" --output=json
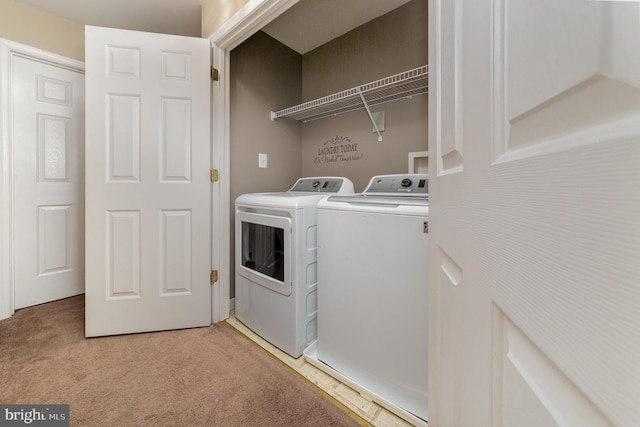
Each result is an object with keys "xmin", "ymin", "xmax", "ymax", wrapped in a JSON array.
[{"xmin": 364, "ymin": 174, "xmax": 428, "ymax": 194}]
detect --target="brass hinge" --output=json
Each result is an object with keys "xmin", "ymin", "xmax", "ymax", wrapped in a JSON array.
[
  {"xmin": 423, "ymin": 221, "xmax": 429, "ymax": 234},
  {"xmin": 210, "ymin": 270, "xmax": 219, "ymax": 284},
  {"xmin": 211, "ymin": 66, "xmax": 219, "ymax": 81},
  {"xmin": 210, "ymin": 169, "xmax": 219, "ymax": 182}
]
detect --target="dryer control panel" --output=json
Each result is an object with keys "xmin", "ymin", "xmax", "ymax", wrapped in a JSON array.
[
  {"xmin": 364, "ymin": 174, "xmax": 428, "ymax": 195},
  {"xmin": 289, "ymin": 177, "xmax": 354, "ymax": 193}
]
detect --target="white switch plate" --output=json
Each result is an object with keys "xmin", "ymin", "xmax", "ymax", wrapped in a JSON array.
[{"xmin": 258, "ymin": 153, "xmax": 267, "ymax": 168}]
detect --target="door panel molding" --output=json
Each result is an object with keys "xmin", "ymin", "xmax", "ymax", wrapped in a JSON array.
[
  {"xmin": 430, "ymin": 0, "xmax": 640, "ymax": 425},
  {"xmin": 432, "ymin": 0, "xmax": 464, "ymax": 176},
  {"xmin": 38, "ymin": 205, "xmax": 72, "ymax": 275},
  {"xmin": 0, "ymin": 38, "xmax": 84, "ymax": 320},
  {"xmin": 84, "ymin": 26, "xmax": 211, "ymax": 337},
  {"xmin": 493, "ymin": 307, "xmax": 614, "ymax": 427},
  {"xmin": 492, "ymin": 0, "xmax": 640, "ymax": 164},
  {"xmin": 13, "ymin": 55, "xmax": 84, "ymax": 309}
]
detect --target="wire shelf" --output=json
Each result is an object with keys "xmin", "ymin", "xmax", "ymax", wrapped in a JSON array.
[{"xmin": 271, "ymin": 65, "xmax": 428, "ymax": 123}]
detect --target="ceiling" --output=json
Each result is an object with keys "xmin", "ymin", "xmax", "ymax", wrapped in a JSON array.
[
  {"xmin": 18, "ymin": 0, "xmax": 411, "ymax": 53},
  {"xmin": 262, "ymin": 0, "xmax": 412, "ymax": 54}
]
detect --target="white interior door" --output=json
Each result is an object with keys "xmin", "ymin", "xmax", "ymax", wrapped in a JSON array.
[
  {"xmin": 12, "ymin": 55, "xmax": 85, "ymax": 309},
  {"xmin": 429, "ymin": 0, "xmax": 640, "ymax": 426},
  {"xmin": 85, "ymin": 26, "xmax": 212, "ymax": 337}
]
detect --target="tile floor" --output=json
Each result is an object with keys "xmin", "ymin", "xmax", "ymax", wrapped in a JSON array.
[{"xmin": 226, "ymin": 316, "xmax": 417, "ymax": 427}]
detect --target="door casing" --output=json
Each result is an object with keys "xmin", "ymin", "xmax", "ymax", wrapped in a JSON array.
[{"xmin": 208, "ymin": 0, "xmax": 299, "ymax": 321}]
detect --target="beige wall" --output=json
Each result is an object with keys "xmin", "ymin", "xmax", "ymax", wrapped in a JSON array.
[
  {"xmin": 201, "ymin": 0, "xmax": 250, "ymax": 37},
  {"xmin": 300, "ymin": 0, "xmax": 428, "ymax": 191},
  {"xmin": 0, "ymin": 0, "xmax": 84, "ymax": 61},
  {"xmin": 0, "ymin": 0, "xmax": 231, "ymax": 60},
  {"xmin": 229, "ymin": 30, "xmax": 302, "ymax": 297}
]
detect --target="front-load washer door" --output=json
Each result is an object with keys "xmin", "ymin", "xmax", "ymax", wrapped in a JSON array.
[{"xmin": 236, "ymin": 211, "xmax": 292, "ymax": 296}]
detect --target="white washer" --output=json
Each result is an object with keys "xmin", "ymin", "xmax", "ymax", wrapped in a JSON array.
[
  {"xmin": 235, "ymin": 177, "xmax": 355, "ymax": 358},
  {"xmin": 316, "ymin": 174, "xmax": 429, "ymax": 421}
]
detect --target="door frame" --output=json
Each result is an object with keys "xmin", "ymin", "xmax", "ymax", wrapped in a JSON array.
[
  {"xmin": 208, "ymin": 0, "xmax": 299, "ymax": 322},
  {"xmin": 0, "ymin": 39, "xmax": 84, "ymax": 320}
]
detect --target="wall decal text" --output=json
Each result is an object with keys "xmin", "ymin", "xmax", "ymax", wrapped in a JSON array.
[{"xmin": 314, "ymin": 136, "xmax": 364, "ymax": 164}]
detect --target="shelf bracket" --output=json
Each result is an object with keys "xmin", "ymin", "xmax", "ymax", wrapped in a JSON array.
[{"xmin": 357, "ymin": 88, "xmax": 383, "ymax": 141}]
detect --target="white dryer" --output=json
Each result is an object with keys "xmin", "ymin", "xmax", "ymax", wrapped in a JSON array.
[
  {"xmin": 316, "ymin": 174, "xmax": 429, "ymax": 421},
  {"xmin": 235, "ymin": 177, "xmax": 354, "ymax": 358}
]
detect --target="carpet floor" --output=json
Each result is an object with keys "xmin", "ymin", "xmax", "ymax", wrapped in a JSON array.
[{"xmin": 0, "ymin": 296, "xmax": 366, "ymax": 426}]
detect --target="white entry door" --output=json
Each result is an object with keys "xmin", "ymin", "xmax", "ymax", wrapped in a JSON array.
[
  {"xmin": 12, "ymin": 55, "xmax": 85, "ymax": 309},
  {"xmin": 85, "ymin": 26, "xmax": 212, "ymax": 337},
  {"xmin": 429, "ymin": 0, "xmax": 640, "ymax": 426}
]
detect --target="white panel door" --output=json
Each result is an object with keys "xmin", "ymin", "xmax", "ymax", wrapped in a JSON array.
[
  {"xmin": 12, "ymin": 55, "xmax": 85, "ymax": 309},
  {"xmin": 429, "ymin": 0, "xmax": 640, "ymax": 426},
  {"xmin": 85, "ymin": 26, "xmax": 212, "ymax": 336}
]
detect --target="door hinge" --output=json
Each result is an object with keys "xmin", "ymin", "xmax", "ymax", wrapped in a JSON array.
[
  {"xmin": 423, "ymin": 221, "xmax": 429, "ymax": 234},
  {"xmin": 211, "ymin": 66, "xmax": 219, "ymax": 81},
  {"xmin": 210, "ymin": 270, "xmax": 219, "ymax": 284},
  {"xmin": 210, "ymin": 169, "xmax": 219, "ymax": 182}
]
